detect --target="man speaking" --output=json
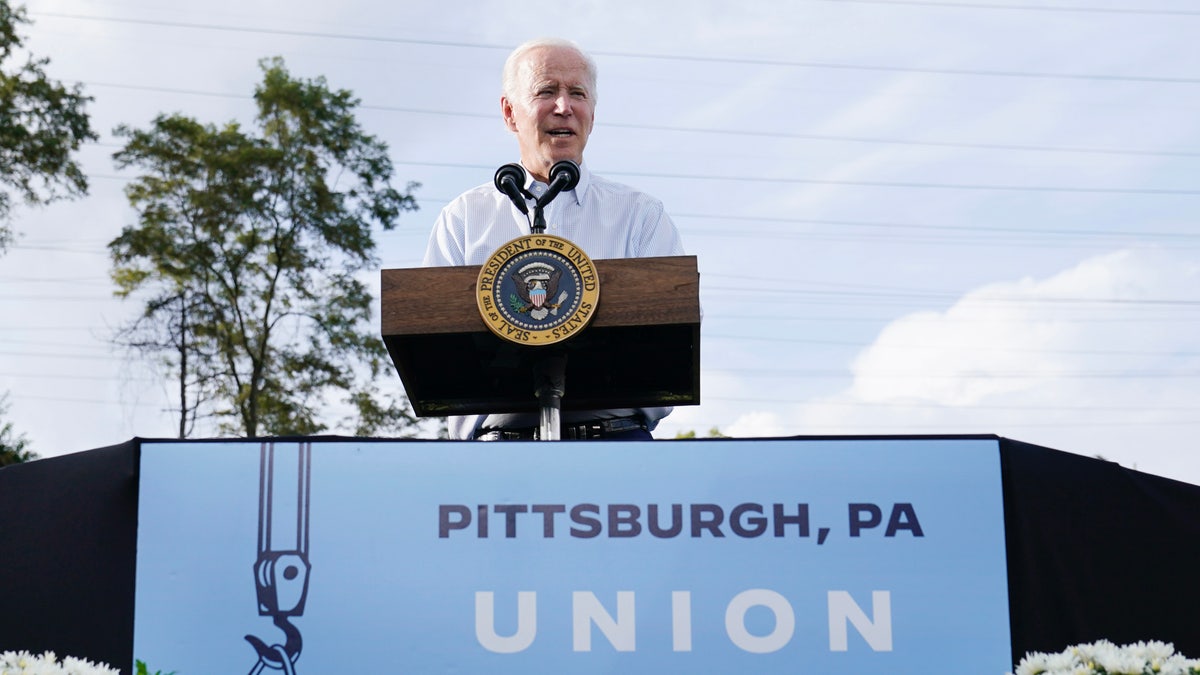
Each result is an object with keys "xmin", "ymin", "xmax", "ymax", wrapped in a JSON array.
[{"xmin": 422, "ymin": 37, "xmax": 687, "ymax": 441}]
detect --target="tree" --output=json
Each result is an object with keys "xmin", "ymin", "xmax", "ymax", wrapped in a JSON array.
[
  {"xmin": 0, "ymin": 393, "xmax": 36, "ymax": 466},
  {"xmin": 0, "ymin": 0, "xmax": 96, "ymax": 253},
  {"xmin": 675, "ymin": 427, "xmax": 729, "ymax": 439},
  {"xmin": 109, "ymin": 57, "xmax": 420, "ymax": 438}
]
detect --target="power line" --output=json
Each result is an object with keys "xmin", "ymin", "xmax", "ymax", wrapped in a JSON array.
[
  {"xmin": 705, "ymin": 285, "xmax": 1200, "ymax": 307},
  {"xmin": 809, "ymin": 0, "xmax": 1200, "ymax": 17},
  {"xmin": 1, "ymin": 332, "xmax": 1192, "ymax": 362},
  {"xmin": 602, "ymin": 52, "xmax": 1200, "ymax": 86},
  {"xmin": 394, "ymin": 160, "xmax": 1200, "ymax": 196},
  {"xmin": 0, "ymin": 350, "xmax": 121, "ymax": 362},
  {"xmin": 6, "ymin": 243, "xmax": 108, "ymax": 255},
  {"xmin": 83, "ymin": 82, "xmax": 1200, "ymax": 160},
  {"xmin": 707, "ymin": 366, "xmax": 1200, "ymax": 379},
  {"xmin": 678, "ymin": 213, "xmax": 1200, "ymax": 241},
  {"xmin": 32, "ymin": 11, "xmax": 1200, "ymax": 85},
  {"xmin": 396, "ymin": 199, "xmax": 1196, "ymax": 248},
  {"xmin": 682, "ymin": 229, "xmax": 1200, "ymax": 252},
  {"xmin": 0, "ymin": 294, "xmax": 116, "ymax": 302},
  {"xmin": 0, "ymin": 276, "xmax": 110, "ymax": 283},
  {"xmin": 29, "ymin": 12, "xmax": 513, "ymax": 51},
  {"xmin": 0, "ymin": 338, "xmax": 114, "ymax": 351},
  {"xmin": 601, "ymin": 122, "xmax": 1200, "ymax": 159},
  {"xmin": 3, "ymin": 392, "xmax": 166, "ymax": 409},
  {"xmin": 93, "ymin": 160, "xmax": 1200, "ymax": 199},
  {"xmin": 712, "ymin": 312, "xmax": 1200, "ymax": 324},
  {"xmin": 7, "ymin": 234, "xmax": 1196, "ymax": 309},
  {"xmin": 702, "ymin": 395, "xmax": 1200, "ymax": 413},
  {"xmin": 620, "ymin": 169, "xmax": 1200, "ymax": 196},
  {"xmin": 704, "ymin": 333, "xmax": 1200, "ymax": 357},
  {"xmin": 699, "ymin": 418, "xmax": 1200, "ymax": 431},
  {"xmin": 0, "ymin": 371, "xmax": 155, "ymax": 382},
  {"xmin": 0, "ymin": 326, "xmax": 108, "ymax": 331}
]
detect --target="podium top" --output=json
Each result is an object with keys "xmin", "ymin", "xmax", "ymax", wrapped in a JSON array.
[{"xmin": 381, "ymin": 255, "xmax": 700, "ymax": 417}]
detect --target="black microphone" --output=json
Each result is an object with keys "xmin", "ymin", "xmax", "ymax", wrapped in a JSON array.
[
  {"xmin": 536, "ymin": 160, "xmax": 581, "ymax": 209},
  {"xmin": 494, "ymin": 163, "xmax": 530, "ymax": 215}
]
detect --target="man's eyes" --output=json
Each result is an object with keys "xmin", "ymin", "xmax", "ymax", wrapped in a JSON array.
[{"xmin": 534, "ymin": 86, "xmax": 589, "ymax": 98}]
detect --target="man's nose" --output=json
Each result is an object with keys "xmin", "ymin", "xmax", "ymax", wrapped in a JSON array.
[{"xmin": 553, "ymin": 95, "xmax": 572, "ymax": 115}]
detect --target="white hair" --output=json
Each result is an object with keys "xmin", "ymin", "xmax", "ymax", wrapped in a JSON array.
[{"xmin": 502, "ymin": 37, "xmax": 598, "ymax": 102}]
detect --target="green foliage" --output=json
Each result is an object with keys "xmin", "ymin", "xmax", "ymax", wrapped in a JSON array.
[
  {"xmin": 674, "ymin": 426, "xmax": 728, "ymax": 439},
  {"xmin": 134, "ymin": 660, "xmax": 176, "ymax": 675},
  {"xmin": 0, "ymin": 0, "xmax": 96, "ymax": 251},
  {"xmin": 109, "ymin": 57, "xmax": 419, "ymax": 438},
  {"xmin": 0, "ymin": 393, "xmax": 36, "ymax": 466}
]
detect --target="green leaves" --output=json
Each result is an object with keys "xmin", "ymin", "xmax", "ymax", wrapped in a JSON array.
[
  {"xmin": 134, "ymin": 660, "xmax": 176, "ymax": 675},
  {"xmin": 0, "ymin": 393, "xmax": 36, "ymax": 466},
  {"xmin": 110, "ymin": 57, "xmax": 420, "ymax": 438},
  {"xmin": 0, "ymin": 0, "xmax": 97, "ymax": 251}
]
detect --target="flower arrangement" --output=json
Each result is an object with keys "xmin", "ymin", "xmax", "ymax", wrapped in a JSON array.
[
  {"xmin": 1012, "ymin": 640, "xmax": 1200, "ymax": 675},
  {"xmin": 0, "ymin": 651, "xmax": 118, "ymax": 675}
]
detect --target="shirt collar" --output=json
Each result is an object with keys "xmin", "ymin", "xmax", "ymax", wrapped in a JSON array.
[{"xmin": 521, "ymin": 160, "xmax": 590, "ymax": 207}]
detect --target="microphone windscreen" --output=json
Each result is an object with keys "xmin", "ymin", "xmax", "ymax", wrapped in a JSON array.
[
  {"xmin": 494, "ymin": 163, "xmax": 526, "ymax": 191},
  {"xmin": 549, "ymin": 160, "xmax": 580, "ymax": 191}
]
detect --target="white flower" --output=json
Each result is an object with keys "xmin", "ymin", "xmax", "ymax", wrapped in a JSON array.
[
  {"xmin": 1010, "ymin": 640, "xmax": 1200, "ymax": 675},
  {"xmin": 0, "ymin": 651, "xmax": 119, "ymax": 675}
]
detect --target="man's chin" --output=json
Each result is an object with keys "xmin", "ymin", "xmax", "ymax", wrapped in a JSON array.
[
  {"xmin": 523, "ymin": 152, "xmax": 583, "ymax": 181},
  {"xmin": 546, "ymin": 151, "xmax": 584, "ymax": 167}
]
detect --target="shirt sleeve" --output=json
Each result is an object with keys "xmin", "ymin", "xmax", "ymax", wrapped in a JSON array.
[
  {"xmin": 448, "ymin": 415, "xmax": 483, "ymax": 440},
  {"xmin": 640, "ymin": 406, "xmax": 673, "ymax": 431},
  {"xmin": 635, "ymin": 199, "xmax": 686, "ymax": 258},
  {"xmin": 422, "ymin": 205, "xmax": 466, "ymax": 267}
]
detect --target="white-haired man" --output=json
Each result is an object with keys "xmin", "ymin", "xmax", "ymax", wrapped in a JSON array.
[{"xmin": 422, "ymin": 37, "xmax": 686, "ymax": 441}]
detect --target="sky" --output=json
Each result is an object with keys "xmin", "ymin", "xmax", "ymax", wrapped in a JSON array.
[{"xmin": 2, "ymin": 0, "xmax": 1198, "ymax": 483}]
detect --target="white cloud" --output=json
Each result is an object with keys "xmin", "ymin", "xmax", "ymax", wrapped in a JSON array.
[
  {"xmin": 788, "ymin": 246, "xmax": 1200, "ymax": 481},
  {"xmin": 851, "ymin": 246, "xmax": 1198, "ymax": 401},
  {"xmin": 725, "ymin": 410, "xmax": 789, "ymax": 438}
]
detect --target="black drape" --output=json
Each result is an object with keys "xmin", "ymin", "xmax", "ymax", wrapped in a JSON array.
[
  {"xmin": 1002, "ymin": 438, "xmax": 1200, "ymax": 662},
  {"xmin": 0, "ymin": 440, "xmax": 139, "ymax": 673}
]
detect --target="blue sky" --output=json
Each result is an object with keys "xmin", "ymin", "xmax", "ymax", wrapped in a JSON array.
[{"xmin": 3, "ymin": 0, "xmax": 1199, "ymax": 482}]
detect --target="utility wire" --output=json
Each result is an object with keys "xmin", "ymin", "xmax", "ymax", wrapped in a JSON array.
[
  {"xmin": 707, "ymin": 366, "xmax": 1200, "ymax": 378},
  {"xmin": 83, "ymin": 82, "xmax": 1200, "ymax": 160},
  {"xmin": 89, "ymin": 161, "xmax": 1200, "ymax": 197},
  {"xmin": 600, "ymin": 122, "xmax": 1200, "ymax": 159},
  {"xmin": 31, "ymin": 11, "xmax": 1200, "ymax": 85},
  {"xmin": 808, "ymin": 0, "xmax": 1200, "ymax": 17},
  {"xmin": 702, "ymin": 395, "xmax": 1200, "ymax": 413},
  {"xmin": 704, "ymin": 285, "xmax": 1200, "ymax": 307},
  {"xmin": 677, "ymin": 213, "xmax": 1200, "ymax": 240},
  {"xmin": 394, "ymin": 160, "xmax": 1200, "ymax": 196}
]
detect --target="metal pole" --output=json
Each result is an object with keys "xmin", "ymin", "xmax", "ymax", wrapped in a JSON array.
[{"xmin": 533, "ymin": 354, "xmax": 567, "ymax": 441}]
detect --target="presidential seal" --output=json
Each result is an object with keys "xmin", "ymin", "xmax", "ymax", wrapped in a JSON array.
[{"xmin": 476, "ymin": 234, "xmax": 600, "ymax": 345}]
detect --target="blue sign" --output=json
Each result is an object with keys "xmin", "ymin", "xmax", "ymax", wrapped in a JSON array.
[{"xmin": 134, "ymin": 438, "xmax": 1011, "ymax": 673}]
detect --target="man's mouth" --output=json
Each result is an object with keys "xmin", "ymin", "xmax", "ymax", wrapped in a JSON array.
[{"xmin": 548, "ymin": 129, "xmax": 575, "ymax": 137}]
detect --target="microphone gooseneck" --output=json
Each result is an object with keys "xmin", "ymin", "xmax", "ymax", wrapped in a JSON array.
[
  {"xmin": 494, "ymin": 163, "xmax": 531, "ymax": 215},
  {"xmin": 537, "ymin": 160, "xmax": 581, "ymax": 210},
  {"xmin": 496, "ymin": 160, "xmax": 580, "ymax": 235}
]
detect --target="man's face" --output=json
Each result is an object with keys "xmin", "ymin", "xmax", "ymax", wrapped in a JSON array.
[{"xmin": 502, "ymin": 46, "xmax": 595, "ymax": 184}]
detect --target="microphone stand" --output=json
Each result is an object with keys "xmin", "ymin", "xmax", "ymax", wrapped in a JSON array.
[
  {"xmin": 531, "ymin": 162, "xmax": 576, "ymax": 440},
  {"xmin": 531, "ymin": 198, "xmax": 557, "ymax": 439},
  {"xmin": 534, "ymin": 354, "xmax": 566, "ymax": 441},
  {"xmin": 531, "ymin": 204, "xmax": 547, "ymax": 235},
  {"xmin": 495, "ymin": 160, "xmax": 580, "ymax": 441}
]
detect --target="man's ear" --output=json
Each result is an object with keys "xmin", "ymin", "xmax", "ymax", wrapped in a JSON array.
[{"xmin": 501, "ymin": 96, "xmax": 519, "ymax": 132}]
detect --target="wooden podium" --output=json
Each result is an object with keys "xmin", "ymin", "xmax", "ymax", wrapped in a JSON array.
[{"xmin": 381, "ymin": 255, "xmax": 700, "ymax": 417}]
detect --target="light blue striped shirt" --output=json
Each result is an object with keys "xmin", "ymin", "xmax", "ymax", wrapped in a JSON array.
[{"xmin": 422, "ymin": 162, "xmax": 686, "ymax": 440}]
